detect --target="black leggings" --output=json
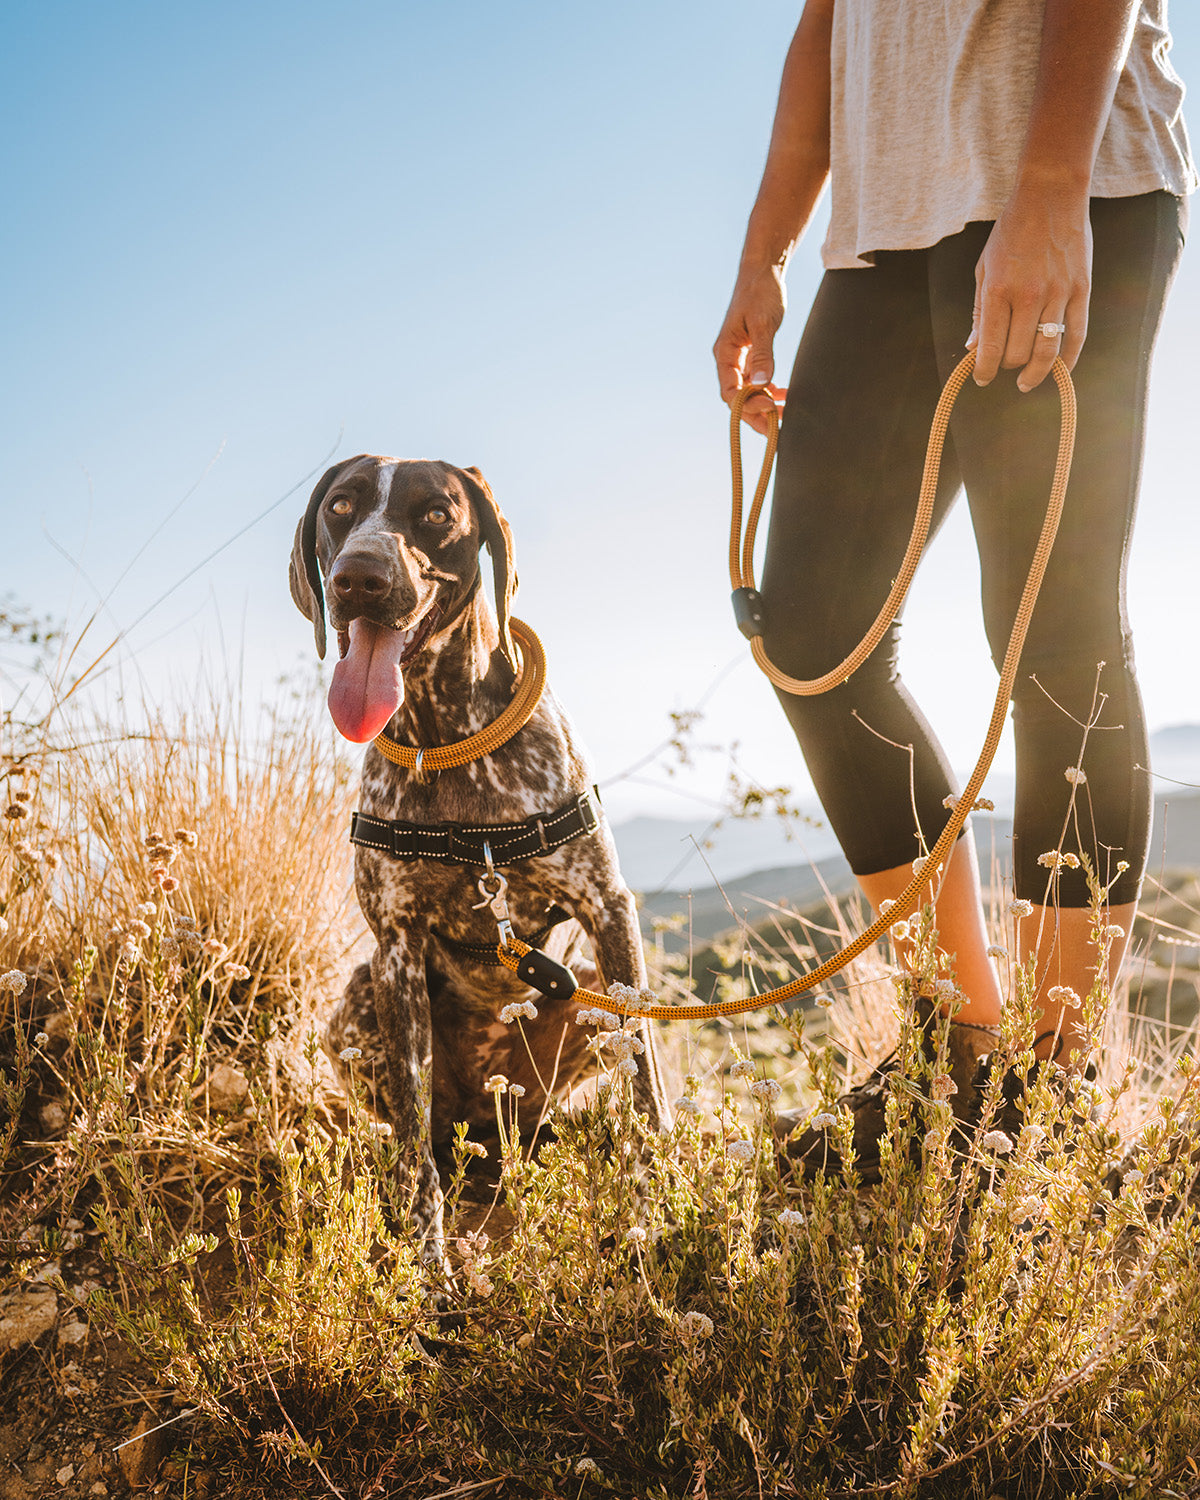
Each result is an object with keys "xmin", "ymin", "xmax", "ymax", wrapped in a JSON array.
[{"xmin": 760, "ymin": 192, "xmax": 1185, "ymax": 907}]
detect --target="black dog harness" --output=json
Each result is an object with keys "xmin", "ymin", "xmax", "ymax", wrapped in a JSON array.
[{"xmin": 348, "ymin": 788, "xmax": 601, "ymax": 867}]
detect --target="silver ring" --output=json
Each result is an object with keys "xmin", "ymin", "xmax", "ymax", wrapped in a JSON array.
[{"xmin": 1037, "ymin": 322, "xmax": 1066, "ymax": 338}]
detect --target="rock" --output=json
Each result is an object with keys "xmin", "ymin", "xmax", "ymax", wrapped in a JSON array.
[
  {"xmin": 57, "ymin": 1317, "xmax": 87, "ymax": 1347},
  {"xmin": 56, "ymin": 1466, "xmax": 74, "ymax": 1485},
  {"xmin": 0, "ymin": 1287, "xmax": 57, "ymax": 1354},
  {"xmin": 39, "ymin": 1101, "xmax": 68, "ymax": 1136},
  {"xmin": 117, "ymin": 1412, "xmax": 170, "ymax": 1490},
  {"xmin": 206, "ymin": 1063, "xmax": 249, "ymax": 1113}
]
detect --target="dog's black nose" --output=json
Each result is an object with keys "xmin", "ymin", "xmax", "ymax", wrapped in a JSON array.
[{"xmin": 330, "ymin": 554, "xmax": 389, "ymax": 605}]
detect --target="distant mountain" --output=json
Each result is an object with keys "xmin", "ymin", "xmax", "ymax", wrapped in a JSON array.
[{"xmin": 612, "ymin": 723, "xmax": 1200, "ymax": 896}]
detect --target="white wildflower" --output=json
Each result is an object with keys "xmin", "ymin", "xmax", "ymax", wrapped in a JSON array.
[
  {"xmin": 617, "ymin": 1055, "xmax": 639, "ymax": 1078},
  {"xmin": 810, "ymin": 1111, "xmax": 838, "ymax": 1131},
  {"xmin": 987, "ymin": 944, "xmax": 1009, "ymax": 960},
  {"xmin": 0, "ymin": 971, "xmax": 28, "ymax": 995},
  {"xmin": 942, "ymin": 795, "xmax": 959, "ymax": 811},
  {"xmin": 138, "ymin": 902, "xmax": 157, "ymax": 917},
  {"xmin": 338, "ymin": 1046, "xmax": 362, "ymax": 1062},
  {"xmin": 815, "ymin": 993, "xmax": 835, "ymax": 1010},
  {"xmin": 201, "ymin": 938, "xmax": 228, "ymax": 957},
  {"xmin": 34, "ymin": 1032, "xmax": 49, "ymax": 1048},
  {"xmin": 879, "ymin": 899, "xmax": 896, "ymax": 915},
  {"xmin": 981, "ymin": 1129, "xmax": 1014, "ymax": 1155},
  {"xmin": 500, "ymin": 999, "xmax": 539, "ymax": 1024},
  {"xmin": 463, "ymin": 1141, "xmax": 488, "ymax": 1159},
  {"xmin": 224, "ymin": 963, "xmax": 251, "ymax": 981},
  {"xmin": 934, "ymin": 978, "xmax": 957, "ymax": 1001},
  {"xmin": 484, "ymin": 1075, "xmax": 508, "ymax": 1095},
  {"xmin": 1064, "ymin": 767, "xmax": 1087, "ymax": 786},
  {"xmin": 730, "ymin": 1058, "xmax": 756, "ymax": 1080},
  {"xmin": 1047, "ymin": 984, "xmax": 1081, "ymax": 1009},
  {"xmin": 623, "ymin": 1226, "xmax": 647, "ymax": 1246},
  {"xmin": 573, "ymin": 1458, "xmax": 602, "ymax": 1479},
  {"xmin": 931, "ymin": 1074, "xmax": 958, "ymax": 1100},
  {"xmin": 677, "ymin": 1311, "xmax": 713, "ymax": 1341},
  {"xmin": 750, "ymin": 1078, "xmax": 782, "ymax": 1105},
  {"xmin": 674, "ymin": 1096, "xmax": 703, "ymax": 1118},
  {"xmin": 779, "ymin": 1208, "xmax": 804, "ymax": 1229},
  {"xmin": 726, "ymin": 1138, "xmax": 755, "ymax": 1163},
  {"xmin": 1106, "ymin": 924, "xmax": 1126, "ymax": 940},
  {"xmin": 509, "ymin": 1083, "xmax": 527, "ymax": 1099},
  {"xmin": 972, "ymin": 796, "xmax": 995, "ymax": 812},
  {"xmin": 889, "ymin": 921, "xmax": 911, "ymax": 942},
  {"xmin": 1008, "ymin": 899, "xmax": 1034, "ymax": 919},
  {"xmin": 912, "ymin": 856, "xmax": 929, "ymax": 877}
]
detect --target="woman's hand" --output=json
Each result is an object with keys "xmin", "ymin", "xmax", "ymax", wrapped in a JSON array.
[
  {"xmin": 713, "ymin": 263, "xmax": 790, "ymax": 434},
  {"xmin": 969, "ymin": 182, "xmax": 1092, "ymax": 392}
]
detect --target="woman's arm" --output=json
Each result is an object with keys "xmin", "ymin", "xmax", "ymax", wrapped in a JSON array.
[
  {"xmin": 971, "ymin": 0, "xmax": 1139, "ymax": 391},
  {"xmin": 713, "ymin": 0, "xmax": 834, "ymax": 432}
]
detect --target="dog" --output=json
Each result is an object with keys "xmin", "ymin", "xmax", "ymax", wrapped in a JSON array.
[{"xmin": 290, "ymin": 456, "xmax": 670, "ymax": 1260}]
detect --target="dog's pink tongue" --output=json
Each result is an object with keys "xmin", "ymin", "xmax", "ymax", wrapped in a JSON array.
[{"xmin": 328, "ymin": 619, "xmax": 407, "ymax": 743}]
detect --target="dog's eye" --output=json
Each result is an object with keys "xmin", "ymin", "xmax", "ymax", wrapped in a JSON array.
[
  {"xmin": 425, "ymin": 505, "xmax": 451, "ymax": 526},
  {"xmin": 328, "ymin": 496, "xmax": 353, "ymax": 517}
]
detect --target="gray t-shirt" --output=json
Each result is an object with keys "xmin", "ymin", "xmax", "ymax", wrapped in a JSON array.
[{"xmin": 823, "ymin": 0, "xmax": 1197, "ymax": 269}]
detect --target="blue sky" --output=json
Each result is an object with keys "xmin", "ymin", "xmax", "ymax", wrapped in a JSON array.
[{"xmin": 4, "ymin": 1, "xmax": 1199, "ymax": 823}]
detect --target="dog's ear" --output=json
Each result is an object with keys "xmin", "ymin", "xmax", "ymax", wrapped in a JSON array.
[
  {"xmin": 289, "ymin": 460, "xmax": 353, "ymax": 659},
  {"xmin": 459, "ymin": 465, "xmax": 517, "ymax": 669}
]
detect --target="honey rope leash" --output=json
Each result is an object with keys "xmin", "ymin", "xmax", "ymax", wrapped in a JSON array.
[
  {"xmin": 495, "ymin": 350, "xmax": 1077, "ymax": 1022},
  {"xmin": 373, "ymin": 617, "xmax": 547, "ymax": 772}
]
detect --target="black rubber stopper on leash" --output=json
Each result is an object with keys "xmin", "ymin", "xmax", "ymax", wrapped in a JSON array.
[
  {"xmin": 515, "ymin": 948, "xmax": 578, "ymax": 1000},
  {"xmin": 731, "ymin": 587, "xmax": 766, "ymax": 640}
]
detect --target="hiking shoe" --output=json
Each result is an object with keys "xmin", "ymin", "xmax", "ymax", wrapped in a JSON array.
[
  {"xmin": 775, "ymin": 986, "xmax": 1000, "ymax": 1183},
  {"xmin": 970, "ymin": 1037, "xmax": 1105, "ymax": 1149}
]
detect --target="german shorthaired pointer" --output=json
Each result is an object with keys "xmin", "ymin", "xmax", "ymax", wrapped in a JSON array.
[{"xmin": 290, "ymin": 456, "xmax": 669, "ymax": 1261}]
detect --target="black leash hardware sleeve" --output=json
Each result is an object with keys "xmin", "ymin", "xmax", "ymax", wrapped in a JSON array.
[
  {"xmin": 516, "ymin": 947, "xmax": 578, "ymax": 1000},
  {"xmin": 731, "ymin": 587, "xmax": 766, "ymax": 640}
]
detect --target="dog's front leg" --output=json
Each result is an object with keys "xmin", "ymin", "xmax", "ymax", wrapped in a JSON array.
[
  {"xmin": 584, "ymin": 887, "xmax": 671, "ymax": 1130},
  {"xmin": 370, "ymin": 930, "xmax": 445, "ymax": 1266}
]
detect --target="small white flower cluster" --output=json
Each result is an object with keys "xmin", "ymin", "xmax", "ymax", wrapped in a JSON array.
[
  {"xmin": 1037, "ymin": 849, "xmax": 1081, "ymax": 870},
  {"xmin": 573, "ymin": 1457, "xmax": 602, "ymax": 1479},
  {"xmin": 730, "ymin": 1058, "xmax": 756, "ymax": 1080},
  {"xmin": 339, "ymin": 1046, "xmax": 362, "ymax": 1062},
  {"xmin": 879, "ymin": 899, "xmax": 896, "ymax": 915},
  {"xmin": 1047, "ymin": 984, "xmax": 1081, "ymax": 1010},
  {"xmin": 574, "ymin": 1006, "xmax": 621, "ymax": 1030},
  {"xmin": 749, "ymin": 1078, "xmax": 782, "ymax": 1106},
  {"xmin": 586, "ymin": 1020, "xmax": 645, "ymax": 1077},
  {"xmin": 779, "ymin": 1208, "xmax": 804, "ymax": 1229},
  {"xmin": 677, "ymin": 1310, "xmax": 713, "ymax": 1342},
  {"xmin": 674, "ymin": 1096, "xmax": 703, "ymax": 1119},
  {"xmin": 623, "ymin": 1225, "xmax": 648, "ymax": 1246},
  {"xmin": 500, "ymin": 999, "xmax": 539, "ymax": 1025},
  {"xmin": 972, "ymin": 796, "xmax": 995, "ymax": 812},
  {"xmin": 725, "ymin": 1138, "xmax": 755, "ymax": 1163},
  {"xmin": 463, "ymin": 1140, "xmax": 489, "ymax": 1160},
  {"xmin": 224, "ymin": 962, "xmax": 251, "ymax": 982},
  {"xmin": 889, "ymin": 920, "xmax": 911, "ymax": 942},
  {"xmin": 981, "ymin": 1129, "xmax": 1014, "ymax": 1155},
  {"xmin": 810, "ymin": 1111, "xmax": 838, "ymax": 1131},
  {"xmin": 1008, "ymin": 899, "xmax": 1034, "ymax": 919},
  {"xmin": 815, "ymin": 993, "xmax": 835, "ymax": 1011},
  {"xmin": 0, "ymin": 970, "xmax": 28, "ymax": 996},
  {"xmin": 456, "ymin": 1230, "xmax": 494, "ymax": 1298},
  {"xmin": 605, "ymin": 981, "xmax": 657, "ymax": 1010},
  {"xmin": 484, "ymin": 1074, "xmax": 509, "ymax": 1095},
  {"xmin": 1064, "ymin": 766, "xmax": 1088, "ymax": 786},
  {"xmin": 986, "ymin": 944, "xmax": 1009, "ymax": 960},
  {"xmin": 933, "ymin": 978, "xmax": 957, "ymax": 1001},
  {"xmin": 931, "ymin": 1073, "xmax": 958, "ymax": 1100}
]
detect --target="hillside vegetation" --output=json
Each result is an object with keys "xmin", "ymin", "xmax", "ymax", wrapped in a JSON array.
[{"xmin": 2, "ymin": 683, "xmax": 1200, "ymax": 1498}]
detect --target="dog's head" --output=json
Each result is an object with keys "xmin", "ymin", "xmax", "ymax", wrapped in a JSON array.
[{"xmin": 289, "ymin": 457, "xmax": 516, "ymax": 742}]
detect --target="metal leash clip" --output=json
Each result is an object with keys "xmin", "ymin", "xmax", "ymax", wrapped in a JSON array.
[{"xmin": 472, "ymin": 840, "xmax": 514, "ymax": 948}]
